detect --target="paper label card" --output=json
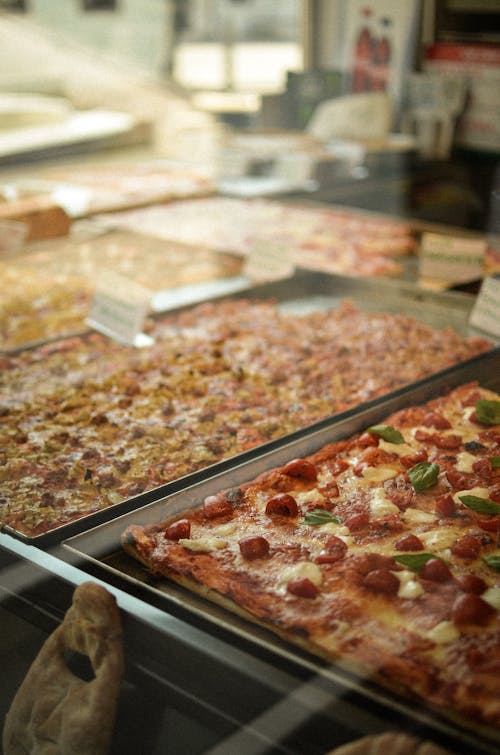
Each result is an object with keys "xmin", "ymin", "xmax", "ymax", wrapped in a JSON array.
[
  {"xmin": 244, "ymin": 239, "xmax": 295, "ymax": 283},
  {"xmin": 87, "ymin": 271, "xmax": 153, "ymax": 347},
  {"xmin": 469, "ymin": 276, "xmax": 500, "ymax": 339},
  {"xmin": 419, "ymin": 233, "xmax": 486, "ymax": 285}
]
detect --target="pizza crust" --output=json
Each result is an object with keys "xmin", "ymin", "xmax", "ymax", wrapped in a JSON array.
[
  {"xmin": 120, "ymin": 382, "xmax": 500, "ymax": 737},
  {"xmin": 3, "ymin": 581, "xmax": 124, "ymax": 755}
]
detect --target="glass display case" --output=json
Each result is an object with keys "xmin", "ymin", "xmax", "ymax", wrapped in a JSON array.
[{"xmin": 1, "ymin": 3, "xmax": 499, "ymax": 754}]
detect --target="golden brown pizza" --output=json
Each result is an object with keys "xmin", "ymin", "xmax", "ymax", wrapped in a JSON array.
[
  {"xmin": 94, "ymin": 197, "xmax": 417, "ymax": 277},
  {"xmin": 122, "ymin": 382, "xmax": 500, "ymax": 732},
  {"xmin": 0, "ymin": 299, "xmax": 492, "ymax": 538}
]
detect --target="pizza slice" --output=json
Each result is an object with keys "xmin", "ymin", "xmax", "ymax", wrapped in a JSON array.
[{"xmin": 122, "ymin": 382, "xmax": 500, "ymax": 732}]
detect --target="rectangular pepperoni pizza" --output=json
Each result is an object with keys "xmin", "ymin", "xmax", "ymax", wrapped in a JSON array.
[{"xmin": 122, "ymin": 382, "xmax": 500, "ymax": 734}]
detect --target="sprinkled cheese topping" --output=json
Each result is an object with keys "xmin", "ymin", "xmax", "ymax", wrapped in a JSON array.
[
  {"xmin": 394, "ymin": 570, "xmax": 424, "ymax": 599},
  {"xmin": 214, "ymin": 523, "xmax": 238, "ymax": 536},
  {"xmin": 426, "ymin": 621, "xmax": 460, "ymax": 644},
  {"xmin": 453, "ymin": 486, "xmax": 490, "ymax": 504},
  {"xmin": 320, "ymin": 522, "xmax": 354, "ymax": 545},
  {"xmin": 295, "ymin": 489, "xmax": 325, "ymax": 506},
  {"xmin": 378, "ymin": 439, "xmax": 415, "ymax": 457},
  {"xmin": 402, "ymin": 507, "xmax": 436, "ymax": 524},
  {"xmin": 370, "ymin": 487, "xmax": 400, "ymax": 519},
  {"xmin": 279, "ymin": 561, "xmax": 323, "ymax": 586},
  {"xmin": 455, "ymin": 452, "xmax": 479, "ymax": 473},
  {"xmin": 179, "ymin": 537, "xmax": 228, "ymax": 552},
  {"xmin": 362, "ymin": 465, "xmax": 399, "ymax": 483},
  {"xmin": 419, "ymin": 528, "xmax": 457, "ymax": 551},
  {"xmin": 482, "ymin": 587, "xmax": 500, "ymax": 611}
]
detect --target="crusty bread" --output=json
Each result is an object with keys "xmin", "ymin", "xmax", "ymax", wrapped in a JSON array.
[{"xmin": 3, "ymin": 581, "xmax": 124, "ymax": 755}]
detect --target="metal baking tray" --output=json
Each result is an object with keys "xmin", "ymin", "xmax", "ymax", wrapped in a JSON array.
[
  {"xmin": 63, "ymin": 352, "xmax": 500, "ymax": 755},
  {"xmin": 3, "ymin": 269, "xmax": 496, "ymax": 548}
]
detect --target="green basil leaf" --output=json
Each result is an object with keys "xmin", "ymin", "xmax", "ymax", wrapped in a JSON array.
[
  {"xmin": 394, "ymin": 553, "xmax": 441, "ymax": 571},
  {"xmin": 408, "ymin": 462, "xmax": 440, "ymax": 492},
  {"xmin": 459, "ymin": 495, "xmax": 500, "ymax": 515},
  {"xmin": 475, "ymin": 399, "xmax": 500, "ymax": 426},
  {"xmin": 490, "ymin": 456, "xmax": 500, "ymax": 469},
  {"xmin": 302, "ymin": 509, "xmax": 340, "ymax": 526},
  {"xmin": 366, "ymin": 424, "xmax": 405, "ymax": 444},
  {"xmin": 483, "ymin": 554, "xmax": 500, "ymax": 572}
]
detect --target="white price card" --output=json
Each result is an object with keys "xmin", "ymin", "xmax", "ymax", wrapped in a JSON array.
[
  {"xmin": 419, "ymin": 233, "xmax": 486, "ymax": 286},
  {"xmin": 244, "ymin": 239, "xmax": 295, "ymax": 283},
  {"xmin": 469, "ymin": 276, "xmax": 500, "ymax": 339},
  {"xmin": 87, "ymin": 271, "xmax": 153, "ymax": 347},
  {"xmin": 0, "ymin": 220, "xmax": 28, "ymax": 252}
]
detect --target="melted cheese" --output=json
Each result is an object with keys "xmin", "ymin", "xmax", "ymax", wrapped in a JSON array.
[
  {"xmin": 402, "ymin": 507, "xmax": 435, "ymax": 524},
  {"xmin": 378, "ymin": 439, "xmax": 414, "ymax": 457},
  {"xmin": 453, "ymin": 486, "xmax": 490, "ymax": 504},
  {"xmin": 295, "ymin": 489, "xmax": 325, "ymax": 506},
  {"xmin": 179, "ymin": 536, "xmax": 228, "ymax": 552},
  {"xmin": 215, "ymin": 523, "xmax": 237, "ymax": 536},
  {"xmin": 394, "ymin": 570, "xmax": 424, "ymax": 599},
  {"xmin": 482, "ymin": 587, "xmax": 500, "ymax": 611},
  {"xmin": 419, "ymin": 527, "xmax": 457, "ymax": 551},
  {"xmin": 320, "ymin": 522, "xmax": 354, "ymax": 545},
  {"xmin": 362, "ymin": 465, "xmax": 398, "ymax": 483},
  {"xmin": 279, "ymin": 561, "xmax": 323, "ymax": 586},
  {"xmin": 426, "ymin": 621, "xmax": 460, "ymax": 644},
  {"xmin": 455, "ymin": 452, "xmax": 478, "ymax": 473},
  {"xmin": 370, "ymin": 487, "xmax": 400, "ymax": 519}
]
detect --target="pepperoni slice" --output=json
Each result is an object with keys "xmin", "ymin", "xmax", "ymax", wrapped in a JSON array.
[
  {"xmin": 328, "ymin": 459, "xmax": 350, "ymax": 476},
  {"xmin": 414, "ymin": 429, "xmax": 432, "ymax": 443},
  {"xmin": 435, "ymin": 493, "xmax": 456, "ymax": 518},
  {"xmin": 394, "ymin": 534, "xmax": 424, "ymax": 551},
  {"xmin": 490, "ymin": 484, "xmax": 500, "ymax": 503},
  {"xmin": 422, "ymin": 412, "xmax": 452, "ymax": 430},
  {"xmin": 345, "ymin": 511, "xmax": 370, "ymax": 532},
  {"xmin": 476, "ymin": 516, "xmax": 499, "ymax": 533},
  {"xmin": 238, "ymin": 535, "xmax": 270, "ymax": 560},
  {"xmin": 431, "ymin": 433, "xmax": 462, "ymax": 450},
  {"xmin": 420, "ymin": 558, "xmax": 452, "ymax": 582},
  {"xmin": 445, "ymin": 469, "xmax": 477, "ymax": 490},
  {"xmin": 265, "ymin": 493, "xmax": 298, "ymax": 517},
  {"xmin": 164, "ymin": 519, "xmax": 191, "ymax": 540},
  {"xmin": 455, "ymin": 574, "xmax": 487, "ymax": 595},
  {"xmin": 452, "ymin": 593, "xmax": 495, "ymax": 626},
  {"xmin": 400, "ymin": 449, "xmax": 428, "ymax": 469},
  {"xmin": 451, "ymin": 534, "xmax": 482, "ymax": 560},
  {"xmin": 315, "ymin": 535, "xmax": 348, "ymax": 564},
  {"xmin": 472, "ymin": 458, "xmax": 493, "ymax": 480},
  {"xmin": 282, "ymin": 458, "xmax": 317, "ymax": 481},
  {"xmin": 362, "ymin": 568, "xmax": 400, "ymax": 595},
  {"xmin": 287, "ymin": 577, "xmax": 318, "ymax": 598},
  {"xmin": 203, "ymin": 494, "xmax": 233, "ymax": 519},
  {"xmin": 357, "ymin": 432, "xmax": 378, "ymax": 448}
]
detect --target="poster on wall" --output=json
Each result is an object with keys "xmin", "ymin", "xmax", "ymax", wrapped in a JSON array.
[{"xmin": 338, "ymin": 1, "xmax": 421, "ymax": 120}]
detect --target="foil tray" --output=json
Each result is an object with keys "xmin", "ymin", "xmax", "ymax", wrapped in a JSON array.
[{"xmin": 62, "ymin": 352, "xmax": 500, "ymax": 755}]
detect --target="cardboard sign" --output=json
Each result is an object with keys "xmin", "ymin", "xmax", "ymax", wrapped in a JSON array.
[
  {"xmin": 87, "ymin": 271, "xmax": 153, "ymax": 347},
  {"xmin": 419, "ymin": 233, "xmax": 486, "ymax": 285},
  {"xmin": 244, "ymin": 239, "xmax": 295, "ymax": 283},
  {"xmin": 469, "ymin": 276, "xmax": 500, "ymax": 339}
]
